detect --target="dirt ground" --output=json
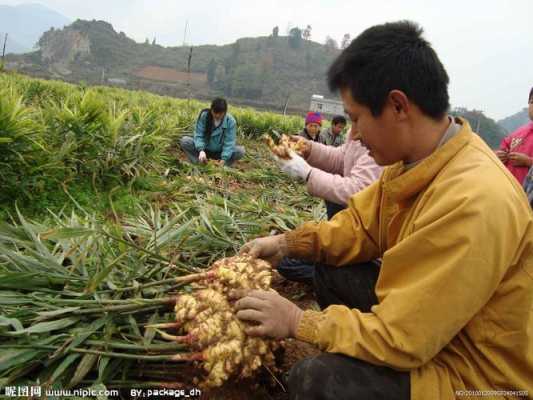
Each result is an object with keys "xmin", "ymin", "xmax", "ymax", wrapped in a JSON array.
[{"xmin": 132, "ymin": 66, "xmax": 207, "ymax": 84}]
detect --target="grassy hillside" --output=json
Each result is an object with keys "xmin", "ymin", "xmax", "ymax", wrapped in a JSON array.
[{"xmin": 13, "ymin": 20, "xmax": 340, "ymax": 112}]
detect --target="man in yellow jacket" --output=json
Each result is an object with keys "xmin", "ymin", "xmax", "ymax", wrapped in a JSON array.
[{"xmin": 233, "ymin": 21, "xmax": 533, "ymax": 400}]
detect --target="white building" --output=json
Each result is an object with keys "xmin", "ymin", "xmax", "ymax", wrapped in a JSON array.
[{"xmin": 309, "ymin": 94, "xmax": 346, "ymax": 117}]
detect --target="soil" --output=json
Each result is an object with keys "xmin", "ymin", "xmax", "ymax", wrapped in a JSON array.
[{"xmin": 133, "ymin": 66, "xmax": 207, "ymax": 84}]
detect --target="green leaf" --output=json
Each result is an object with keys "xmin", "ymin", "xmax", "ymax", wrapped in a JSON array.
[
  {"xmin": 49, "ymin": 353, "xmax": 80, "ymax": 384},
  {"xmin": 69, "ymin": 352, "xmax": 98, "ymax": 388},
  {"xmin": 128, "ymin": 315, "xmax": 141, "ymax": 338},
  {"xmin": 12, "ymin": 317, "xmax": 79, "ymax": 335},
  {"xmin": 68, "ymin": 316, "xmax": 108, "ymax": 351},
  {"xmin": 97, "ymin": 357, "xmax": 110, "ymax": 383},
  {"xmin": 42, "ymin": 227, "xmax": 94, "ymax": 240},
  {"xmin": 0, "ymin": 316, "xmax": 24, "ymax": 331},
  {"xmin": 34, "ymin": 307, "xmax": 81, "ymax": 322},
  {"xmin": 143, "ymin": 312, "xmax": 158, "ymax": 346},
  {"xmin": 91, "ymin": 383, "xmax": 109, "ymax": 400},
  {"xmin": 0, "ymin": 349, "xmax": 45, "ymax": 373}
]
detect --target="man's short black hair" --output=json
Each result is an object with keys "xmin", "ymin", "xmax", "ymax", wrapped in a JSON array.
[
  {"xmin": 331, "ymin": 115, "xmax": 347, "ymax": 126},
  {"xmin": 328, "ymin": 21, "xmax": 450, "ymax": 119}
]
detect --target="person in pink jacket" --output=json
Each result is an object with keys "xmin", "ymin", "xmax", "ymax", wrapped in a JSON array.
[
  {"xmin": 274, "ymin": 126, "xmax": 382, "ymax": 283},
  {"xmin": 495, "ymin": 87, "xmax": 533, "ymax": 184},
  {"xmin": 279, "ymin": 126, "xmax": 383, "ymax": 218}
]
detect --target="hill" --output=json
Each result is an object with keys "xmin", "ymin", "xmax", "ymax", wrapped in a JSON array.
[
  {"xmin": 497, "ymin": 108, "xmax": 529, "ymax": 134},
  {"xmin": 0, "ymin": 3, "xmax": 70, "ymax": 54},
  {"xmin": 451, "ymin": 107, "xmax": 506, "ymax": 148},
  {"xmin": 7, "ymin": 19, "xmax": 340, "ymax": 112}
]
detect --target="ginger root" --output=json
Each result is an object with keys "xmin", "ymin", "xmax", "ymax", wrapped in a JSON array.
[
  {"xmin": 264, "ymin": 134, "xmax": 306, "ymax": 160},
  {"xmin": 158, "ymin": 255, "xmax": 279, "ymax": 388}
]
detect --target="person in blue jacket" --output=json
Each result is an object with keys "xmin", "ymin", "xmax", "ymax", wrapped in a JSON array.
[{"xmin": 179, "ymin": 98, "xmax": 245, "ymax": 166}]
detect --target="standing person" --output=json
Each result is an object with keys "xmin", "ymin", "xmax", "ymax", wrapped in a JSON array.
[
  {"xmin": 319, "ymin": 115, "xmax": 347, "ymax": 146},
  {"xmin": 299, "ymin": 112, "xmax": 322, "ymax": 142},
  {"xmin": 233, "ymin": 21, "xmax": 533, "ymax": 400},
  {"xmin": 495, "ymin": 87, "xmax": 533, "ymax": 184},
  {"xmin": 274, "ymin": 126, "xmax": 382, "ymax": 283},
  {"xmin": 179, "ymin": 98, "xmax": 245, "ymax": 167}
]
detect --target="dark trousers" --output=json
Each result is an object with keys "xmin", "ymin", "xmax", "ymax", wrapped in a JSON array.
[
  {"xmin": 277, "ymin": 200, "xmax": 346, "ymax": 284},
  {"xmin": 179, "ymin": 136, "xmax": 245, "ymax": 166},
  {"xmin": 325, "ymin": 199, "xmax": 346, "ymax": 220},
  {"xmin": 287, "ymin": 261, "xmax": 410, "ymax": 400}
]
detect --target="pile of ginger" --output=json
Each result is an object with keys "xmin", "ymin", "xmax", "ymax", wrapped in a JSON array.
[{"xmin": 155, "ymin": 255, "xmax": 280, "ymax": 388}]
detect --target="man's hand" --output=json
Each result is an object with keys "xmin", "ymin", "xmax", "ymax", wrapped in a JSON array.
[
  {"xmin": 199, "ymin": 150, "xmax": 208, "ymax": 164},
  {"xmin": 495, "ymin": 149, "xmax": 509, "ymax": 163},
  {"xmin": 233, "ymin": 289, "xmax": 303, "ymax": 339},
  {"xmin": 276, "ymin": 151, "xmax": 312, "ymax": 181},
  {"xmin": 240, "ymin": 234, "xmax": 288, "ymax": 267},
  {"xmin": 508, "ymin": 152, "xmax": 532, "ymax": 167},
  {"xmin": 289, "ymin": 136, "xmax": 312, "ymax": 159}
]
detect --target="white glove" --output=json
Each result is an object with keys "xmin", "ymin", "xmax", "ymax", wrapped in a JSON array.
[
  {"xmin": 198, "ymin": 150, "xmax": 207, "ymax": 163},
  {"xmin": 277, "ymin": 150, "xmax": 312, "ymax": 181}
]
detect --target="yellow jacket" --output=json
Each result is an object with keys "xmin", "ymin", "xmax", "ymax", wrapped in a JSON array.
[{"xmin": 285, "ymin": 119, "xmax": 533, "ymax": 399}]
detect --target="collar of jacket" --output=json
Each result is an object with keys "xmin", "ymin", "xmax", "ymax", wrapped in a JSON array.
[{"xmin": 381, "ymin": 117, "xmax": 471, "ymax": 202}]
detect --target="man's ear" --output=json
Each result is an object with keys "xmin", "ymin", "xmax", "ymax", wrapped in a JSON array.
[{"xmin": 388, "ymin": 90, "xmax": 410, "ymax": 121}]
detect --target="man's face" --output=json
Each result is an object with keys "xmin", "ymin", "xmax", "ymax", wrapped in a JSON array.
[
  {"xmin": 529, "ymin": 97, "xmax": 533, "ymax": 121},
  {"xmin": 340, "ymin": 88, "xmax": 405, "ymax": 166},
  {"xmin": 331, "ymin": 123, "xmax": 346, "ymax": 135}
]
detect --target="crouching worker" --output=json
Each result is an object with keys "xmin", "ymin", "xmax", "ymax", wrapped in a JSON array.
[
  {"xmin": 319, "ymin": 115, "xmax": 347, "ymax": 147},
  {"xmin": 274, "ymin": 126, "xmax": 382, "ymax": 283},
  {"xmin": 180, "ymin": 98, "xmax": 245, "ymax": 167},
  {"xmin": 233, "ymin": 21, "xmax": 533, "ymax": 400}
]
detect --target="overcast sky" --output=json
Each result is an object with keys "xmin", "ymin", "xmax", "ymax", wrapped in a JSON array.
[{"xmin": 2, "ymin": 0, "xmax": 532, "ymax": 120}]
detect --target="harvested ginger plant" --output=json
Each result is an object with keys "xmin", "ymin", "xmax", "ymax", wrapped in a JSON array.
[
  {"xmin": 264, "ymin": 133, "xmax": 306, "ymax": 160},
  {"xmin": 152, "ymin": 255, "xmax": 280, "ymax": 388}
]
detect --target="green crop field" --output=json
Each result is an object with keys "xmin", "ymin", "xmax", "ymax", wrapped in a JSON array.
[{"xmin": 0, "ymin": 72, "xmax": 324, "ymax": 397}]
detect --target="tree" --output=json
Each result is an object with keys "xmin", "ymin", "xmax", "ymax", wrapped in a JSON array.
[
  {"xmin": 325, "ymin": 36, "xmax": 338, "ymax": 51},
  {"xmin": 152, "ymin": 37, "xmax": 156, "ymax": 46},
  {"xmin": 207, "ymin": 58, "xmax": 217, "ymax": 85},
  {"xmin": 272, "ymin": 26, "xmax": 279, "ymax": 38},
  {"xmin": 144, "ymin": 38, "xmax": 149, "ymax": 45},
  {"xmin": 288, "ymin": 27, "xmax": 303, "ymax": 49},
  {"xmin": 450, "ymin": 107, "xmax": 506, "ymax": 148},
  {"xmin": 303, "ymin": 25, "xmax": 312, "ymax": 41},
  {"xmin": 341, "ymin": 33, "xmax": 351, "ymax": 49}
]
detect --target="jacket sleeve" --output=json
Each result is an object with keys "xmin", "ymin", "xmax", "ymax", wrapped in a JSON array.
[
  {"xmin": 306, "ymin": 149, "xmax": 382, "ymax": 205},
  {"xmin": 193, "ymin": 111, "xmax": 207, "ymax": 151},
  {"xmin": 294, "ymin": 179, "xmax": 519, "ymax": 370},
  {"xmin": 318, "ymin": 130, "xmax": 328, "ymax": 145},
  {"xmin": 499, "ymin": 134, "xmax": 511, "ymax": 151},
  {"xmin": 306, "ymin": 142, "xmax": 345, "ymax": 174},
  {"xmin": 221, "ymin": 116, "xmax": 237, "ymax": 162},
  {"xmin": 285, "ymin": 180, "xmax": 382, "ymax": 265}
]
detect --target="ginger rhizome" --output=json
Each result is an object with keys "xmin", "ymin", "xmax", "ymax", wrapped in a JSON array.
[
  {"xmin": 264, "ymin": 134, "xmax": 306, "ymax": 160},
  {"xmin": 151, "ymin": 255, "xmax": 279, "ymax": 388}
]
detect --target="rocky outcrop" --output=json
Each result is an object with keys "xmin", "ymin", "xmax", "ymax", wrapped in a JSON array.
[{"xmin": 39, "ymin": 27, "xmax": 90, "ymax": 64}]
